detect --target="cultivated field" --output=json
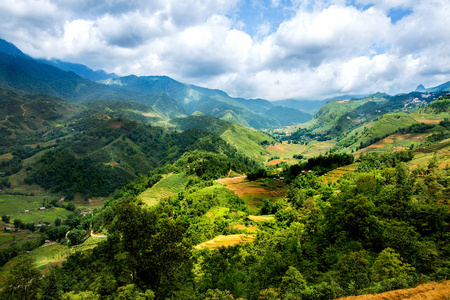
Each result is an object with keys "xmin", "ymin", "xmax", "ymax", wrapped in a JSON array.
[
  {"xmin": 194, "ymin": 234, "xmax": 256, "ymax": 250},
  {"xmin": 0, "ymin": 195, "xmax": 72, "ymax": 224},
  {"xmin": 138, "ymin": 173, "xmax": 187, "ymax": 206},
  {"xmin": 217, "ymin": 176, "xmax": 287, "ymax": 213}
]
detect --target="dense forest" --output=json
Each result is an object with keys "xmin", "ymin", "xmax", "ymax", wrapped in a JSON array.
[{"xmin": 1, "ymin": 150, "xmax": 449, "ymax": 300}]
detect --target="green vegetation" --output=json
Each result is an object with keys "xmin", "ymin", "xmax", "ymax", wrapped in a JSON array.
[
  {"xmin": 3, "ymin": 40, "xmax": 450, "ymax": 300},
  {"xmin": 2, "ymin": 148, "xmax": 448, "ymax": 300},
  {"xmin": 171, "ymin": 115, "xmax": 276, "ymax": 162}
]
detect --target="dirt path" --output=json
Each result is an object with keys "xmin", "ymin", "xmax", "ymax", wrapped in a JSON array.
[
  {"xmin": 217, "ymin": 175, "xmax": 247, "ymax": 185},
  {"xmin": 20, "ymin": 104, "xmax": 26, "ymax": 117},
  {"xmin": 0, "ymin": 115, "xmax": 10, "ymax": 123},
  {"xmin": 337, "ymin": 281, "xmax": 450, "ymax": 300},
  {"xmin": 90, "ymin": 230, "xmax": 106, "ymax": 238}
]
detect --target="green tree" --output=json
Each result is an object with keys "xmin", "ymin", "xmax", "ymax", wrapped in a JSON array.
[
  {"xmin": 0, "ymin": 255, "xmax": 41, "ymax": 300},
  {"xmin": 39, "ymin": 267, "xmax": 62, "ymax": 300},
  {"xmin": 280, "ymin": 266, "xmax": 307, "ymax": 295},
  {"xmin": 336, "ymin": 250, "xmax": 370, "ymax": 292},
  {"xmin": 1, "ymin": 215, "xmax": 10, "ymax": 223},
  {"xmin": 371, "ymin": 248, "xmax": 414, "ymax": 282},
  {"xmin": 115, "ymin": 284, "xmax": 155, "ymax": 300},
  {"xmin": 61, "ymin": 291, "xmax": 100, "ymax": 299}
]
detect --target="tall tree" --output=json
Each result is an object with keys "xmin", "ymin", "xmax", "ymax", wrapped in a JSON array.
[{"xmin": 0, "ymin": 255, "xmax": 41, "ymax": 300}]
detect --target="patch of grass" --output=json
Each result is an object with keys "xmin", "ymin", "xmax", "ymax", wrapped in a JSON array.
[
  {"xmin": 0, "ymin": 195, "xmax": 72, "ymax": 224},
  {"xmin": 248, "ymin": 215, "xmax": 275, "ymax": 222},
  {"xmin": 203, "ymin": 206, "xmax": 230, "ymax": 220},
  {"xmin": 266, "ymin": 141, "xmax": 335, "ymax": 166},
  {"xmin": 32, "ymin": 244, "xmax": 69, "ymax": 269},
  {"xmin": 138, "ymin": 173, "xmax": 187, "ymax": 206},
  {"xmin": 0, "ymin": 153, "xmax": 13, "ymax": 161},
  {"xmin": 0, "ymin": 235, "xmax": 14, "ymax": 245},
  {"xmin": 16, "ymin": 207, "xmax": 72, "ymax": 224},
  {"xmin": 218, "ymin": 123, "xmax": 274, "ymax": 163}
]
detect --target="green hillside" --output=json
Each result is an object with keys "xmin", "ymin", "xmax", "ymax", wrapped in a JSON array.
[
  {"xmin": 0, "ymin": 86, "xmax": 80, "ymax": 148},
  {"xmin": 170, "ymin": 115, "xmax": 276, "ymax": 162},
  {"xmin": 21, "ymin": 116, "xmax": 259, "ymax": 197}
]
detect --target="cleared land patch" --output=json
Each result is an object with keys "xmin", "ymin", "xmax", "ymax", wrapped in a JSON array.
[
  {"xmin": 217, "ymin": 177, "xmax": 287, "ymax": 213},
  {"xmin": 0, "ymin": 195, "xmax": 72, "ymax": 223},
  {"xmin": 322, "ymin": 164, "xmax": 357, "ymax": 183},
  {"xmin": 230, "ymin": 224, "xmax": 258, "ymax": 232},
  {"xmin": 337, "ymin": 280, "xmax": 450, "ymax": 300},
  {"xmin": 194, "ymin": 234, "xmax": 256, "ymax": 250}
]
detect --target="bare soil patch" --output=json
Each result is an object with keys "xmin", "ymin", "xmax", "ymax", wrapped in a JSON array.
[
  {"xmin": 267, "ymin": 159, "xmax": 287, "ymax": 165},
  {"xmin": 110, "ymin": 123, "xmax": 123, "ymax": 129},
  {"xmin": 217, "ymin": 175, "xmax": 247, "ymax": 185},
  {"xmin": 337, "ymin": 281, "xmax": 450, "ymax": 300}
]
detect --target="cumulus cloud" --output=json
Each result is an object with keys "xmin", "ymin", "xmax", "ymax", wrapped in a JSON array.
[{"xmin": 1, "ymin": 0, "xmax": 450, "ymax": 100}]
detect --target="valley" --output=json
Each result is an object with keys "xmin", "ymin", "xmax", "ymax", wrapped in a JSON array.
[{"xmin": 0, "ymin": 39, "xmax": 449, "ymax": 300}]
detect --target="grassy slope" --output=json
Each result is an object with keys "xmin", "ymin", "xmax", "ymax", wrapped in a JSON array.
[
  {"xmin": 171, "ymin": 115, "xmax": 276, "ymax": 163},
  {"xmin": 217, "ymin": 122, "xmax": 273, "ymax": 163},
  {"xmin": 304, "ymin": 98, "xmax": 373, "ymax": 132},
  {"xmin": 138, "ymin": 173, "xmax": 188, "ymax": 206}
]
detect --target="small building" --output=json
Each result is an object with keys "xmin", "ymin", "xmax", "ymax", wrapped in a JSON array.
[
  {"xmin": 24, "ymin": 210, "xmax": 30, "ymax": 213},
  {"xmin": 39, "ymin": 207, "xmax": 45, "ymax": 210}
]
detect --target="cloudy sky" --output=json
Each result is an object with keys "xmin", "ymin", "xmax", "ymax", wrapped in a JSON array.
[{"xmin": 1, "ymin": 0, "xmax": 449, "ymax": 100}]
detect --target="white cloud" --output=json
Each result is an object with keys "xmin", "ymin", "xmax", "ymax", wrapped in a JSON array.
[{"xmin": 1, "ymin": 0, "xmax": 450, "ymax": 100}]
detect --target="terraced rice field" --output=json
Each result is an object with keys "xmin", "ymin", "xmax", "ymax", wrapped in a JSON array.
[
  {"xmin": 217, "ymin": 176, "xmax": 287, "ymax": 213},
  {"xmin": 230, "ymin": 224, "xmax": 258, "ymax": 232},
  {"xmin": 248, "ymin": 215, "xmax": 275, "ymax": 222},
  {"xmin": 194, "ymin": 234, "xmax": 256, "ymax": 250},
  {"xmin": 322, "ymin": 164, "xmax": 357, "ymax": 183}
]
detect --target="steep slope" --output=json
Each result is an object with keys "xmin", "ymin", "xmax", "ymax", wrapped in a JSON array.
[
  {"xmin": 0, "ymin": 51, "xmax": 138, "ymax": 102},
  {"xmin": 81, "ymin": 99, "xmax": 170, "ymax": 126},
  {"xmin": 24, "ymin": 116, "xmax": 259, "ymax": 197},
  {"xmin": 0, "ymin": 86, "xmax": 80, "ymax": 148},
  {"xmin": 0, "ymin": 38, "xmax": 117, "ymax": 81},
  {"xmin": 100, "ymin": 75, "xmax": 312, "ymax": 128},
  {"xmin": 415, "ymin": 80, "xmax": 450, "ymax": 93},
  {"xmin": 170, "ymin": 115, "xmax": 275, "ymax": 162}
]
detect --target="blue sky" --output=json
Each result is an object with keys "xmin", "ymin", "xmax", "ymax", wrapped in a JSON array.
[{"xmin": 1, "ymin": 0, "xmax": 449, "ymax": 100}]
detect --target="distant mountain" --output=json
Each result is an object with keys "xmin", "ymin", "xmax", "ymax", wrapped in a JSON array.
[
  {"xmin": 101, "ymin": 75, "xmax": 312, "ymax": 128},
  {"xmin": 35, "ymin": 58, "xmax": 118, "ymax": 81},
  {"xmin": 415, "ymin": 81, "xmax": 450, "ymax": 93},
  {"xmin": 0, "ymin": 86, "xmax": 80, "ymax": 147},
  {"xmin": 273, "ymin": 95, "xmax": 368, "ymax": 115},
  {"xmin": 272, "ymin": 99, "xmax": 328, "ymax": 115},
  {"xmin": 0, "ymin": 50, "xmax": 138, "ymax": 102},
  {"xmin": 0, "ymin": 39, "xmax": 117, "ymax": 81},
  {"xmin": 0, "ymin": 39, "xmax": 30, "ymax": 58},
  {"xmin": 302, "ymin": 91, "xmax": 444, "ymax": 134}
]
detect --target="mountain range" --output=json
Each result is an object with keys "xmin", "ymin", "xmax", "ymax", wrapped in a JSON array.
[{"xmin": 0, "ymin": 39, "xmax": 312, "ymax": 129}]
